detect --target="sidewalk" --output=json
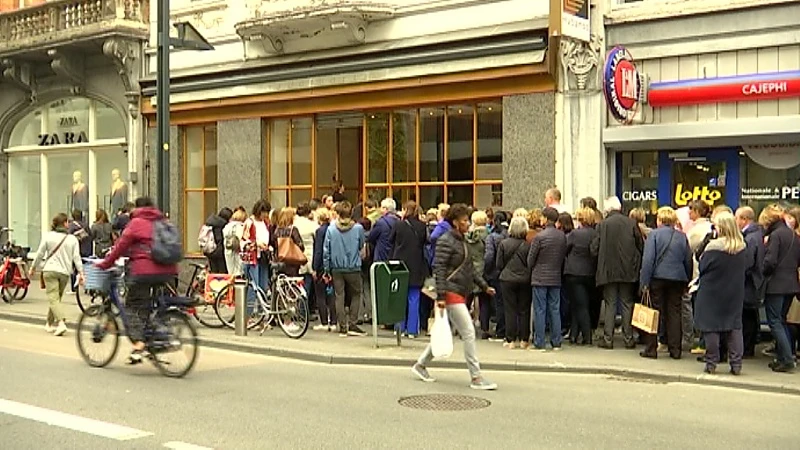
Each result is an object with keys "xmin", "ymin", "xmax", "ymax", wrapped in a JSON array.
[{"xmin": 2, "ymin": 290, "xmax": 799, "ymax": 395}]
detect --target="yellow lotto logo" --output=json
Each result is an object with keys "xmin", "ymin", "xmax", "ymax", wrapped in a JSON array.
[{"xmin": 674, "ymin": 183, "xmax": 722, "ymax": 206}]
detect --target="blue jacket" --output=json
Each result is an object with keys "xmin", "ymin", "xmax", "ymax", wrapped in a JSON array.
[
  {"xmin": 324, "ymin": 220, "xmax": 365, "ymax": 273},
  {"xmin": 368, "ymin": 213, "xmax": 399, "ymax": 262},
  {"xmin": 428, "ymin": 220, "xmax": 452, "ymax": 266},
  {"xmin": 312, "ymin": 222, "xmax": 330, "ymax": 274},
  {"xmin": 639, "ymin": 225, "xmax": 693, "ymax": 289}
]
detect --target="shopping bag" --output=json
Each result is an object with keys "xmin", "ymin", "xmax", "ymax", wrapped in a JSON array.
[
  {"xmin": 631, "ymin": 290, "xmax": 659, "ymax": 334},
  {"xmin": 430, "ymin": 307, "xmax": 453, "ymax": 359},
  {"xmin": 787, "ymin": 298, "xmax": 800, "ymax": 325}
]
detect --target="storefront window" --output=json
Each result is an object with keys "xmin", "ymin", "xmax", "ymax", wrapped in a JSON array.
[
  {"xmin": 182, "ymin": 124, "xmax": 218, "ymax": 253},
  {"xmin": 95, "ymin": 148, "xmax": 130, "ymax": 215},
  {"xmin": 291, "ymin": 118, "xmax": 312, "ymax": 186},
  {"xmin": 392, "ymin": 110, "xmax": 416, "ymax": 183},
  {"xmin": 95, "ymin": 102, "xmax": 126, "ymax": 141},
  {"xmin": 269, "ymin": 119, "xmax": 290, "ymax": 187},
  {"xmin": 447, "ymin": 105, "xmax": 474, "ymax": 182},
  {"xmin": 739, "ymin": 145, "xmax": 800, "ymax": 214},
  {"xmin": 367, "ymin": 113, "xmax": 389, "ymax": 184},
  {"xmin": 477, "ymin": 102, "xmax": 503, "ymax": 207},
  {"xmin": 47, "ymin": 152, "xmax": 90, "ymax": 221},
  {"xmin": 8, "ymin": 155, "xmax": 42, "ymax": 249},
  {"xmin": 46, "ymin": 98, "xmax": 91, "ymax": 144},
  {"xmin": 618, "ymin": 151, "xmax": 658, "ymax": 226},
  {"xmin": 8, "ymin": 110, "xmax": 41, "ymax": 147},
  {"xmin": 419, "ymin": 107, "xmax": 445, "ymax": 183}
]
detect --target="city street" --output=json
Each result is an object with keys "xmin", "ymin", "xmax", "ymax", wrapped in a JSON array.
[{"xmin": 0, "ymin": 320, "xmax": 797, "ymax": 450}]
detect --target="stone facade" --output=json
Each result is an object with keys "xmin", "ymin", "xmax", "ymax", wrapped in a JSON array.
[{"xmin": 217, "ymin": 119, "xmax": 266, "ymax": 210}]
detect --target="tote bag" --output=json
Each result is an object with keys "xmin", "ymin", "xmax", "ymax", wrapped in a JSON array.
[
  {"xmin": 276, "ymin": 227, "xmax": 308, "ymax": 266},
  {"xmin": 632, "ymin": 290, "xmax": 660, "ymax": 334},
  {"xmin": 430, "ymin": 307, "xmax": 453, "ymax": 359}
]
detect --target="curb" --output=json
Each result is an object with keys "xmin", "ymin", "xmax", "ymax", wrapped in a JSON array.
[{"xmin": 2, "ymin": 310, "xmax": 798, "ymax": 396}]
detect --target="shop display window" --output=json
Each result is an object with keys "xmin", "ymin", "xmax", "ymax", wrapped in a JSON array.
[
  {"xmin": 618, "ymin": 151, "xmax": 658, "ymax": 227},
  {"xmin": 739, "ymin": 146, "xmax": 800, "ymax": 215},
  {"xmin": 7, "ymin": 155, "xmax": 41, "ymax": 249}
]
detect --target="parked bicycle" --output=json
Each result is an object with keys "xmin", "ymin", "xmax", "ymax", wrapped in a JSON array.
[
  {"xmin": 213, "ymin": 262, "xmax": 309, "ymax": 339},
  {"xmin": 0, "ymin": 227, "xmax": 31, "ymax": 303},
  {"xmin": 75, "ymin": 259, "xmax": 199, "ymax": 378}
]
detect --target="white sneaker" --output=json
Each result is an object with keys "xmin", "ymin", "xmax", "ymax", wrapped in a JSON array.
[
  {"xmin": 284, "ymin": 323, "xmax": 300, "ymax": 333},
  {"xmin": 53, "ymin": 321, "xmax": 67, "ymax": 337},
  {"xmin": 44, "ymin": 322, "xmax": 55, "ymax": 333},
  {"xmin": 313, "ymin": 324, "xmax": 328, "ymax": 331}
]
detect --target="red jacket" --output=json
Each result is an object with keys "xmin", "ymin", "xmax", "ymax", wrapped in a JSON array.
[{"xmin": 97, "ymin": 207, "xmax": 179, "ymax": 277}]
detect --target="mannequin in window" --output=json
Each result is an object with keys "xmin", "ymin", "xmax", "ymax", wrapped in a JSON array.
[
  {"xmin": 71, "ymin": 170, "xmax": 89, "ymax": 215},
  {"xmin": 109, "ymin": 168, "xmax": 128, "ymax": 215}
]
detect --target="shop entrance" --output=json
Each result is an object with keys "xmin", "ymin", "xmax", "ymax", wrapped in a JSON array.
[
  {"xmin": 659, "ymin": 149, "xmax": 740, "ymax": 209},
  {"xmin": 316, "ymin": 112, "xmax": 364, "ymax": 202}
]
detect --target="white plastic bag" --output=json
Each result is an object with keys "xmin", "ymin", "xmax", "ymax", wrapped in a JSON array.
[{"xmin": 430, "ymin": 307, "xmax": 453, "ymax": 359}]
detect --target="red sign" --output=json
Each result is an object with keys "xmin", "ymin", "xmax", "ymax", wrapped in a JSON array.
[{"xmin": 648, "ymin": 71, "xmax": 800, "ymax": 107}]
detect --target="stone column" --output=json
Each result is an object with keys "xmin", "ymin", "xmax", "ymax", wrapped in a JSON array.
[{"xmin": 217, "ymin": 118, "xmax": 265, "ymax": 209}]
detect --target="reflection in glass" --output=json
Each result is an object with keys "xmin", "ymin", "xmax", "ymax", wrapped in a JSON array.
[
  {"xmin": 8, "ymin": 155, "xmax": 42, "ymax": 249},
  {"xmin": 391, "ymin": 187, "xmax": 415, "ymax": 209},
  {"xmin": 185, "ymin": 126, "xmax": 204, "ymax": 189},
  {"xmin": 291, "ymin": 118, "xmax": 313, "ymax": 185},
  {"xmin": 419, "ymin": 108, "xmax": 444, "ymax": 182},
  {"xmin": 270, "ymin": 120, "xmax": 290, "ymax": 186},
  {"xmin": 419, "ymin": 186, "xmax": 444, "ymax": 211},
  {"xmin": 291, "ymin": 189, "xmax": 312, "ymax": 206},
  {"xmin": 315, "ymin": 126, "xmax": 338, "ymax": 196},
  {"xmin": 367, "ymin": 113, "xmax": 389, "ymax": 183},
  {"xmin": 447, "ymin": 106, "xmax": 474, "ymax": 181},
  {"xmin": 476, "ymin": 184, "xmax": 503, "ymax": 209},
  {"xmin": 477, "ymin": 103, "xmax": 502, "ymax": 181},
  {"xmin": 185, "ymin": 191, "xmax": 204, "ymax": 253},
  {"xmin": 392, "ymin": 111, "xmax": 416, "ymax": 183},
  {"xmin": 447, "ymin": 185, "xmax": 473, "ymax": 206},
  {"xmin": 204, "ymin": 126, "xmax": 218, "ymax": 188},
  {"xmin": 366, "ymin": 187, "xmax": 388, "ymax": 204}
]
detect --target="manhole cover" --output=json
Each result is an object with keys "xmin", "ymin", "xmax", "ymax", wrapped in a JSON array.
[{"xmin": 398, "ymin": 394, "xmax": 491, "ymax": 411}]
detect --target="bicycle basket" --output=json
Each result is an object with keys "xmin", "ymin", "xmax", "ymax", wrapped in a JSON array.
[{"xmin": 84, "ymin": 263, "xmax": 117, "ymax": 293}]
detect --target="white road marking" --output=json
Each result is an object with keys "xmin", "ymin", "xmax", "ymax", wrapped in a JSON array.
[
  {"xmin": 0, "ymin": 398, "xmax": 153, "ymax": 441},
  {"xmin": 163, "ymin": 441, "xmax": 214, "ymax": 450}
]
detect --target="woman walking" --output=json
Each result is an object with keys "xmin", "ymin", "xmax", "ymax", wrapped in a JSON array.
[
  {"xmin": 495, "ymin": 216, "xmax": 531, "ymax": 349},
  {"xmin": 564, "ymin": 208, "xmax": 598, "ymax": 345},
  {"xmin": 390, "ymin": 201, "xmax": 429, "ymax": 338},
  {"xmin": 411, "ymin": 204, "xmax": 497, "ymax": 390},
  {"xmin": 638, "ymin": 207, "xmax": 692, "ymax": 360},
  {"xmin": 273, "ymin": 207, "xmax": 305, "ymax": 277},
  {"xmin": 29, "ymin": 213, "xmax": 85, "ymax": 336},
  {"xmin": 91, "ymin": 209, "xmax": 113, "ymax": 257},
  {"xmin": 694, "ymin": 212, "xmax": 748, "ymax": 375},
  {"xmin": 760, "ymin": 204, "xmax": 800, "ymax": 372}
]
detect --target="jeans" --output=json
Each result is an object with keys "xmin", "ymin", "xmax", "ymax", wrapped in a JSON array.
[
  {"xmin": 532, "ymin": 286, "xmax": 562, "ymax": 349},
  {"xmin": 565, "ymin": 275, "xmax": 594, "ymax": 345},
  {"xmin": 417, "ymin": 303, "xmax": 481, "ymax": 379},
  {"xmin": 43, "ymin": 272, "xmax": 69, "ymax": 323},
  {"xmin": 682, "ymin": 292, "xmax": 694, "ymax": 347},
  {"xmin": 704, "ymin": 329, "xmax": 743, "ymax": 372},
  {"xmin": 302, "ymin": 273, "xmax": 314, "ymax": 310},
  {"xmin": 489, "ymin": 280, "xmax": 504, "ymax": 337},
  {"xmin": 601, "ymin": 282, "xmax": 636, "ymax": 346},
  {"xmin": 742, "ymin": 307, "xmax": 760, "ymax": 356},
  {"xmin": 402, "ymin": 286, "xmax": 421, "ymax": 335},
  {"xmin": 764, "ymin": 294, "xmax": 795, "ymax": 365},
  {"xmin": 244, "ymin": 261, "xmax": 269, "ymax": 315},
  {"xmin": 501, "ymin": 281, "xmax": 531, "ymax": 343},
  {"xmin": 125, "ymin": 274, "xmax": 174, "ymax": 343},
  {"xmin": 333, "ymin": 271, "xmax": 362, "ymax": 329},
  {"xmin": 314, "ymin": 278, "xmax": 336, "ymax": 326}
]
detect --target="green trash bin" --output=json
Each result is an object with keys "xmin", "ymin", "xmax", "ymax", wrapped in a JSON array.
[{"xmin": 370, "ymin": 261, "xmax": 409, "ymax": 326}]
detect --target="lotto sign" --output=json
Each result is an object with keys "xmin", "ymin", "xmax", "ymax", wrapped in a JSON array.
[{"xmin": 603, "ymin": 46, "xmax": 642, "ymax": 124}]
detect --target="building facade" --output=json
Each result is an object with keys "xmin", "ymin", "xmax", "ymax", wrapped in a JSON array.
[
  {"xmin": 0, "ymin": 0, "xmax": 149, "ymax": 250},
  {"xmin": 602, "ymin": 0, "xmax": 800, "ymax": 222},
  {"xmin": 139, "ymin": 0, "xmax": 607, "ymax": 254}
]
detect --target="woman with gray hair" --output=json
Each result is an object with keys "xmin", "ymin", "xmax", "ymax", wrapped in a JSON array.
[{"xmin": 495, "ymin": 217, "xmax": 532, "ymax": 348}]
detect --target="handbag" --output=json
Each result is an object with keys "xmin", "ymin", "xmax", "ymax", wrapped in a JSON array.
[
  {"xmin": 276, "ymin": 226, "xmax": 307, "ymax": 266},
  {"xmin": 787, "ymin": 297, "xmax": 800, "ymax": 325},
  {"xmin": 39, "ymin": 234, "xmax": 69, "ymax": 289},
  {"xmin": 632, "ymin": 289, "xmax": 660, "ymax": 334}
]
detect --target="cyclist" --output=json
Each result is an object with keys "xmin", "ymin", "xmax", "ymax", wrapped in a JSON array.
[{"xmin": 96, "ymin": 197, "xmax": 178, "ymax": 364}]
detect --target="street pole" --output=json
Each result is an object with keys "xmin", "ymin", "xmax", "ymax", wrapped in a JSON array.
[{"xmin": 156, "ymin": 0, "xmax": 171, "ymax": 216}]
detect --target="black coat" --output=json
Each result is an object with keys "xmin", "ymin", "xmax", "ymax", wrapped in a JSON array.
[
  {"xmin": 694, "ymin": 240, "xmax": 747, "ymax": 332},
  {"xmin": 390, "ymin": 217, "xmax": 429, "ymax": 287},
  {"xmin": 496, "ymin": 236, "xmax": 530, "ymax": 284},
  {"xmin": 742, "ymin": 224, "xmax": 765, "ymax": 308},
  {"xmin": 434, "ymin": 229, "xmax": 488, "ymax": 300},
  {"xmin": 762, "ymin": 221, "xmax": 800, "ymax": 295},
  {"xmin": 564, "ymin": 226, "xmax": 597, "ymax": 277},
  {"xmin": 591, "ymin": 210, "xmax": 644, "ymax": 286},
  {"xmin": 527, "ymin": 225, "xmax": 567, "ymax": 286}
]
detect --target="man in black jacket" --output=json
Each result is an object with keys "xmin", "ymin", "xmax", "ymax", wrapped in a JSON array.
[
  {"xmin": 735, "ymin": 206, "xmax": 765, "ymax": 357},
  {"xmin": 591, "ymin": 196, "xmax": 644, "ymax": 349},
  {"xmin": 528, "ymin": 207, "xmax": 567, "ymax": 350}
]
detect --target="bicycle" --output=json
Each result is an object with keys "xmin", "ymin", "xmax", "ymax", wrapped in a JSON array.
[
  {"xmin": 75, "ymin": 259, "xmax": 199, "ymax": 378},
  {"xmin": 0, "ymin": 227, "xmax": 31, "ymax": 303},
  {"xmin": 213, "ymin": 262, "xmax": 310, "ymax": 339}
]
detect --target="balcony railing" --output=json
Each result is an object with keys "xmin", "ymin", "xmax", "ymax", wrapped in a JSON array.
[{"xmin": 0, "ymin": 0, "xmax": 149, "ymax": 56}]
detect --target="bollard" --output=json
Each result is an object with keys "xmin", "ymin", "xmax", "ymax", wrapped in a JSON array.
[{"xmin": 234, "ymin": 280, "xmax": 248, "ymax": 336}]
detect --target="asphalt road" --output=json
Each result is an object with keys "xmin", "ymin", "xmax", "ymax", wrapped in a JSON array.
[{"xmin": 0, "ymin": 320, "xmax": 796, "ymax": 450}]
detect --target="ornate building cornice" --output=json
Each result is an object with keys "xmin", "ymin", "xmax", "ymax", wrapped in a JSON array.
[
  {"xmin": 559, "ymin": 34, "xmax": 603, "ymax": 91},
  {"xmin": 103, "ymin": 38, "xmax": 141, "ymax": 117}
]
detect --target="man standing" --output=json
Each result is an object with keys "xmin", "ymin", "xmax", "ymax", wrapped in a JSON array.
[
  {"xmin": 528, "ymin": 207, "xmax": 568, "ymax": 350},
  {"xmin": 545, "ymin": 188, "xmax": 569, "ymax": 214},
  {"xmin": 591, "ymin": 196, "xmax": 644, "ymax": 349},
  {"xmin": 323, "ymin": 201, "xmax": 367, "ymax": 337},
  {"xmin": 368, "ymin": 198, "xmax": 400, "ymax": 263},
  {"xmin": 735, "ymin": 206, "xmax": 765, "ymax": 357}
]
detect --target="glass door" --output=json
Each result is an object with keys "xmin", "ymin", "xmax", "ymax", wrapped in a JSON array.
[{"xmin": 660, "ymin": 149, "xmax": 740, "ymax": 209}]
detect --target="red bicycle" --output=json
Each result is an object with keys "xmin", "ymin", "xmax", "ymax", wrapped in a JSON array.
[{"xmin": 0, "ymin": 227, "xmax": 31, "ymax": 303}]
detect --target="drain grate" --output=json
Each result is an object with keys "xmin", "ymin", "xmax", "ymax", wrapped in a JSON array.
[{"xmin": 398, "ymin": 394, "xmax": 491, "ymax": 411}]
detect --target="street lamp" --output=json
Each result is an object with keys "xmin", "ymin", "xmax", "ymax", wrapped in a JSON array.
[{"xmin": 156, "ymin": 0, "xmax": 214, "ymax": 216}]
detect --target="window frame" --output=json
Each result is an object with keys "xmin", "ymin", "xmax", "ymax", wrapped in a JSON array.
[{"xmin": 182, "ymin": 123, "xmax": 218, "ymax": 255}]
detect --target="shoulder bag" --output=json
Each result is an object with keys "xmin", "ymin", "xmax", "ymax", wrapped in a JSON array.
[
  {"xmin": 276, "ymin": 226, "xmax": 307, "ymax": 266},
  {"xmin": 39, "ymin": 234, "xmax": 69, "ymax": 289}
]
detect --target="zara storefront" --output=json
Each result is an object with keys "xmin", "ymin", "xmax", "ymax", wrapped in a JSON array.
[{"xmin": 4, "ymin": 96, "xmax": 130, "ymax": 250}]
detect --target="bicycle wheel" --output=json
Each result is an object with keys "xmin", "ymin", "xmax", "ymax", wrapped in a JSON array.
[
  {"xmin": 191, "ymin": 283, "xmax": 224, "ymax": 329},
  {"xmin": 277, "ymin": 291, "xmax": 310, "ymax": 339},
  {"xmin": 12, "ymin": 285, "xmax": 28, "ymax": 301},
  {"xmin": 150, "ymin": 310, "xmax": 199, "ymax": 378},
  {"xmin": 0, "ymin": 286, "xmax": 12, "ymax": 304},
  {"xmin": 76, "ymin": 290, "xmax": 104, "ymax": 313},
  {"xmin": 76, "ymin": 305, "xmax": 120, "ymax": 368},
  {"xmin": 213, "ymin": 284, "xmax": 236, "ymax": 329}
]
